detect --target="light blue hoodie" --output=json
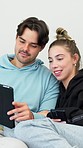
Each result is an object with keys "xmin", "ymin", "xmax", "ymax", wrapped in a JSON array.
[{"xmin": 0, "ymin": 54, "xmax": 59, "ymax": 119}]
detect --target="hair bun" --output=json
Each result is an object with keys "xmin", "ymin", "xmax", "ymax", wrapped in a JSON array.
[{"xmin": 56, "ymin": 27, "xmax": 72, "ymax": 41}]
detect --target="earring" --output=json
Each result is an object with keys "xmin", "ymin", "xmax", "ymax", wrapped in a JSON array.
[{"xmin": 74, "ymin": 63, "xmax": 76, "ymax": 67}]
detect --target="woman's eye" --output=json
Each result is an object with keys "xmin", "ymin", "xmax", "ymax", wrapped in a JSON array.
[
  {"xmin": 57, "ymin": 58, "xmax": 63, "ymax": 60},
  {"xmin": 49, "ymin": 60, "xmax": 52, "ymax": 63}
]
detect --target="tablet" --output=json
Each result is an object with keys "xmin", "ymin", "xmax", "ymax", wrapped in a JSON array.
[{"xmin": 0, "ymin": 84, "xmax": 15, "ymax": 128}]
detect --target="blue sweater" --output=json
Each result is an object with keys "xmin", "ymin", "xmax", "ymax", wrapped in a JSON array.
[{"xmin": 0, "ymin": 54, "xmax": 59, "ymax": 119}]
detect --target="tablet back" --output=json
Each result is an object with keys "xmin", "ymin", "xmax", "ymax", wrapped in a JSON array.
[{"xmin": 0, "ymin": 84, "xmax": 15, "ymax": 128}]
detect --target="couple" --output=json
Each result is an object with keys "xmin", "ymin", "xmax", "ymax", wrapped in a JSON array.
[
  {"xmin": 0, "ymin": 17, "xmax": 83, "ymax": 148},
  {"xmin": 14, "ymin": 27, "xmax": 83, "ymax": 147}
]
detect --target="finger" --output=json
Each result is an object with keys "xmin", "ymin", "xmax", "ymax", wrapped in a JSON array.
[
  {"xmin": 7, "ymin": 108, "xmax": 19, "ymax": 115},
  {"xmin": 15, "ymin": 115, "xmax": 29, "ymax": 121},
  {"xmin": 61, "ymin": 121, "xmax": 66, "ymax": 123},
  {"xmin": 9, "ymin": 113, "xmax": 19, "ymax": 120},
  {"xmin": 10, "ymin": 112, "xmax": 29, "ymax": 121},
  {"xmin": 12, "ymin": 102, "xmax": 28, "ymax": 108},
  {"xmin": 52, "ymin": 119, "xmax": 61, "ymax": 122},
  {"xmin": 7, "ymin": 104, "xmax": 28, "ymax": 115},
  {"xmin": 15, "ymin": 112, "xmax": 34, "ymax": 121}
]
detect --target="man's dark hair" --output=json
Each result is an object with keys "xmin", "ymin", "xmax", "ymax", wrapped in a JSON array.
[{"xmin": 16, "ymin": 17, "xmax": 49, "ymax": 46}]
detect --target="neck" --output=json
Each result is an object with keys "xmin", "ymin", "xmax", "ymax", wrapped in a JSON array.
[
  {"xmin": 62, "ymin": 71, "xmax": 76, "ymax": 89},
  {"xmin": 10, "ymin": 58, "xmax": 25, "ymax": 68}
]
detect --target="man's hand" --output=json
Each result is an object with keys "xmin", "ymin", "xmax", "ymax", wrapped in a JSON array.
[{"xmin": 7, "ymin": 102, "xmax": 34, "ymax": 122}]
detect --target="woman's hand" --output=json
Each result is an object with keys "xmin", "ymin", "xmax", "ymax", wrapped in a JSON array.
[
  {"xmin": 7, "ymin": 102, "xmax": 34, "ymax": 122},
  {"xmin": 52, "ymin": 118, "xmax": 66, "ymax": 123}
]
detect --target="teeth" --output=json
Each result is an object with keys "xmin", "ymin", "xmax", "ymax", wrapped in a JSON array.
[
  {"xmin": 54, "ymin": 71, "xmax": 61, "ymax": 74},
  {"xmin": 55, "ymin": 71, "xmax": 59, "ymax": 73}
]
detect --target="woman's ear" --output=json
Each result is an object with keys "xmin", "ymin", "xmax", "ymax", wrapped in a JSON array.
[{"xmin": 73, "ymin": 53, "xmax": 79, "ymax": 65}]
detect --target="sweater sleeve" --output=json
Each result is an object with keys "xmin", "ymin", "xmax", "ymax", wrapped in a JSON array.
[
  {"xmin": 59, "ymin": 90, "xmax": 83, "ymax": 126},
  {"xmin": 33, "ymin": 112, "xmax": 45, "ymax": 119},
  {"xmin": 47, "ymin": 91, "xmax": 83, "ymax": 126},
  {"xmin": 38, "ymin": 74, "xmax": 59, "ymax": 112}
]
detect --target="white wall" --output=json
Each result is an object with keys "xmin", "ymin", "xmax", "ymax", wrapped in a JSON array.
[{"xmin": 0, "ymin": 0, "xmax": 83, "ymax": 67}]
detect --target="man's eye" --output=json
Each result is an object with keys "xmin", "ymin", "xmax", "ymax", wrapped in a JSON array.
[
  {"xmin": 31, "ymin": 44, "xmax": 38, "ymax": 48},
  {"xmin": 19, "ymin": 40, "xmax": 25, "ymax": 43}
]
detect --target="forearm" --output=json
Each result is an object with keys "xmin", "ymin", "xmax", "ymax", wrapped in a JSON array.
[{"xmin": 38, "ymin": 110, "xmax": 49, "ymax": 116}]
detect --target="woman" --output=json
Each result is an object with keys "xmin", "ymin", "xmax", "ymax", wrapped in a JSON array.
[
  {"xmin": 47, "ymin": 27, "xmax": 83, "ymax": 126},
  {"xmin": 14, "ymin": 28, "xmax": 83, "ymax": 148}
]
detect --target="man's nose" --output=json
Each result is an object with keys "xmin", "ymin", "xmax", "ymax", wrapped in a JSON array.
[{"xmin": 23, "ymin": 43, "xmax": 29, "ymax": 51}]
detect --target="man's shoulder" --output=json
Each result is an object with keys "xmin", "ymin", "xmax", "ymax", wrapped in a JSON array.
[
  {"xmin": 36, "ymin": 59, "xmax": 51, "ymax": 73},
  {"xmin": 40, "ymin": 64, "xmax": 52, "ymax": 74}
]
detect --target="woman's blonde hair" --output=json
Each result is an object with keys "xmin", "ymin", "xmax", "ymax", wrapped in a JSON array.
[{"xmin": 49, "ymin": 27, "xmax": 81, "ymax": 72}]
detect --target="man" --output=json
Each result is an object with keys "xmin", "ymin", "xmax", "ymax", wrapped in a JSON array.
[{"xmin": 0, "ymin": 17, "xmax": 59, "ymax": 141}]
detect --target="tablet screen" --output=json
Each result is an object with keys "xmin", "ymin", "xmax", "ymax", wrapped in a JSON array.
[{"xmin": 0, "ymin": 84, "xmax": 15, "ymax": 128}]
